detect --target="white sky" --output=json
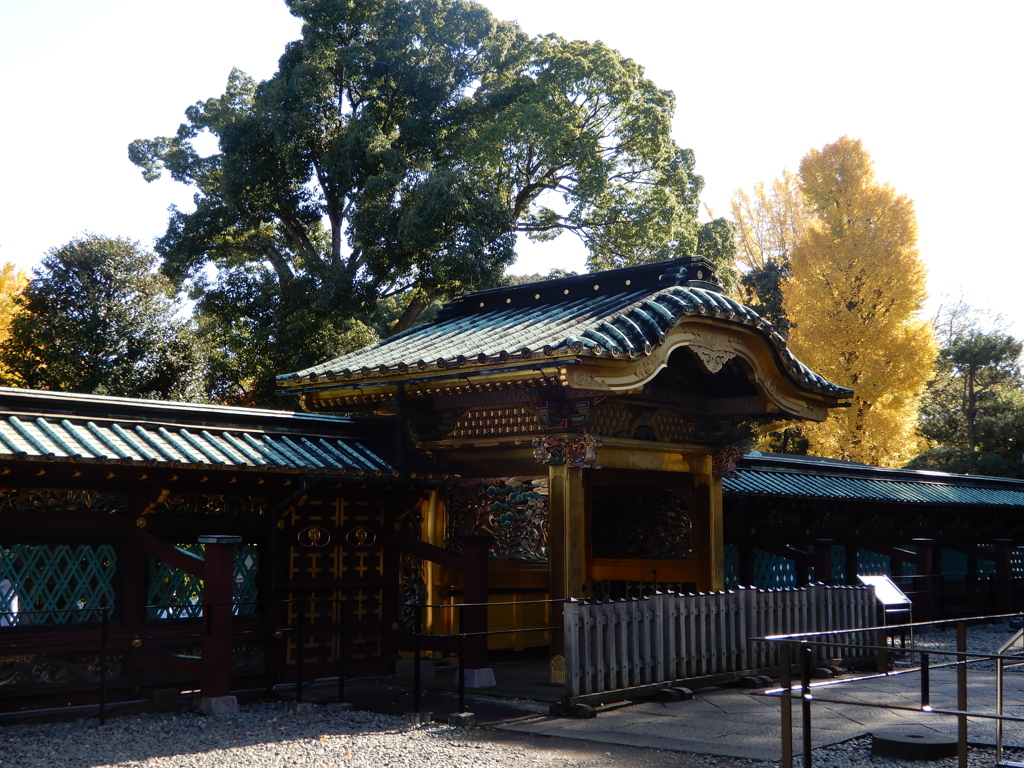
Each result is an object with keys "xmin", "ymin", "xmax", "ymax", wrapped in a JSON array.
[{"xmin": 1, "ymin": 1, "xmax": 1020, "ymax": 334}]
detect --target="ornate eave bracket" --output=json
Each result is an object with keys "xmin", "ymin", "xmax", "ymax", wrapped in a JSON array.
[{"xmin": 689, "ymin": 343, "xmax": 737, "ymax": 374}]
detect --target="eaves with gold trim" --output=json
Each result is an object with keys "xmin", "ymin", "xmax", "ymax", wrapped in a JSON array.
[{"xmin": 279, "ymin": 256, "xmax": 852, "ymax": 423}]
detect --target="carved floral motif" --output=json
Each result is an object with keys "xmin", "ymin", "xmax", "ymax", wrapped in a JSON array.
[
  {"xmin": 152, "ymin": 494, "xmax": 266, "ymax": 516},
  {"xmin": 592, "ymin": 487, "xmax": 693, "ymax": 560},
  {"xmin": 0, "ymin": 654, "xmax": 122, "ymax": 688},
  {"xmin": 532, "ymin": 433, "xmax": 602, "ymax": 468},
  {"xmin": 0, "ymin": 489, "xmax": 127, "ymax": 514},
  {"xmin": 712, "ymin": 446, "xmax": 744, "ymax": 478},
  {"xmin": 446, "ymin": 477, "xmax": 548, "ymax": 562}
]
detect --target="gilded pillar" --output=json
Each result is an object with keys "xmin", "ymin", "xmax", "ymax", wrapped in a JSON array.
[
  {"xmin": 693, "ymin": 463, "xmax": 724, "ymax": 592},
  {"xmin": 547, "ymin": 464, "xmax": 588, "ymax": 602},
  {"xmin": 421, "ymin": 488, "xmax": 445, "ymax": 635}
]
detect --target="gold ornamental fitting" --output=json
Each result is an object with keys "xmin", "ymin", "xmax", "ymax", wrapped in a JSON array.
[{"xmin": 132, "ymin": 637, "xmax": 142, "ymax": 648}]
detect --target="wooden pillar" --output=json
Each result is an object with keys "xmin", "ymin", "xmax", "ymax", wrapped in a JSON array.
[
  {"xmin": 739, "ymin": 539, "xmax": 755, "ymax": 588},
  {"xmin": 693, "ymin": 464, "xmax": 723, "ymax": 591},
  {"xmin": 994, "ymin": 539, "xmax": 1013, "ymax": 614},
  {"xmin": 457, "ymin": 534, "xmax": 491, "ymax": 670},
  {"xmin": 199, "ymin": 535, "xmax": 241, "ymax": 699},
  {"xmin": 913, "ymin": 538, "xmax": 935, "ymax": 622},
  {"xmin": 547, "ymin": 464, "xmax": 587, "ymax": 602},
  {"xmin": 121, "ymin": 531, "xmax": 148, "ymax": 638},
  {"xmin": 421, "ymin": 489, "xmax": 445, "ymax": 635},
  {"xmin": 845, "ymin": 543, "xmax": 858, "ymax": 586},
  {"xmin": 813, "ymin": 539, "xmax": 834, "ymax": 586},
  {"xmin": 547, "ymin": 464, "xmax": 586, "ymax": 660}
]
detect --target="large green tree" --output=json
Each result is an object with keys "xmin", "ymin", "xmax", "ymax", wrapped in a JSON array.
[
  {"xmin": 909, "ymin": 306, "xmax": 1024, "ymax": 476},
  {"xmin": 0, "ymin": 235, "xmax": 204, "ymax": 401},
  {"xmin": 130, "ymin": 0, "xmax": 716, "ymax": 401}
]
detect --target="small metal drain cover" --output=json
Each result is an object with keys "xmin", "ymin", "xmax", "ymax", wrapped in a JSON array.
[{"xmin": 872, "ymin": 729, "xmax": 957, "ymax": 760}]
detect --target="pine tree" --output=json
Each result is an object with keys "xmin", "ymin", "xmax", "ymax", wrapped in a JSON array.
[{"xmin": 783, "ymin": 137, "xmax": 935, "ymax": 466}]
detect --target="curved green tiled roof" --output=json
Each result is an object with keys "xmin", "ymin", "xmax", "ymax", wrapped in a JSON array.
[{"xmin": 280, "ymin": 257, "xmax": 852, "ymax": 400}]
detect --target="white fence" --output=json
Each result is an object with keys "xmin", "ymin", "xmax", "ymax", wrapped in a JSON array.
[{"xmin": 564, "ymin": 584, "xmax": 876, "ymax": 702}]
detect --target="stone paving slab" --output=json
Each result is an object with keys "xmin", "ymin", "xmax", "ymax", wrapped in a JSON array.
[{"xmin": 498, "ymin": 667, "xmax": 1024, "ymax": 761}]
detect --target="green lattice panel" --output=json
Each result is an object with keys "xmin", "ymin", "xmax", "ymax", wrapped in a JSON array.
[
  {"xmin": 1013, "ymin": 550, "xmax": 1024, "ymax": 579},
  {"xmin": 148, "ymin": 544, "xmax": 259, "ymax": 619},
  {"xmin": 752, "ymin": 550, "xmax": 797, "ymax": 589},
  {"xmin": 942, "ymin": 548, "xmax": 968, "ymax": 580},
  {"xmin": 723, "ymin": 544, "xmax": 739, "ymax": 589},
  {"xmin": 234, "ymin": 545, "xmax": 258, "ymax": 616},
  {"xmin": 0, "ymin": 545, "xmax": 116, "ymax": 625},
  {"xmin": 831, "ymin": 544, "xmax": 846, "ymax": 582},
  {"xmin": 857, "ymin": 549, "xmax": 889, "ymax": 576},
  {"xmin": 976, "ymin": 548, "xmax": 997, "ymax": 579}
]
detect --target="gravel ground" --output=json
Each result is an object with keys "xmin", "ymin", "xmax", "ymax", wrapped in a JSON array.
[
  {"xmin": 802, "ymin": 736, "xmax": 1024, "ymax": 768},
  {"xmin": 2, "ymin": 622, "xmax": 1023, "ymax": 768},
  {"xmin": 0, "ymin": 704, "xmax": 770, "ymax": 768},
  {"xmin": 2, "ymin": 704, "xmax": 1023, "ymax": 768},
  {"xmin": 909, "ymin": 619, "xmax": 1024, "ymax": 667}
]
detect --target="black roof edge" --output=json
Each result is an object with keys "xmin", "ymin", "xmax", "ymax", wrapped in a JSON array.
[{"xmin": 436, "ymin": 256, "xmax": 723, "ymax": 321}]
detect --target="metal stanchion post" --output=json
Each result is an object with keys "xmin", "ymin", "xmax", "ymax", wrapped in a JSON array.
[
  {"xmin": 296, "ymin": 601, "xmax": 306, "ymax": 703},
  {"xmin": 780, "ymin": 641, "xmax": 793, "ymax": 768},
  {"xmin": 458, "ymin": 604, "xmax": 466, "ymax": 715},
  {"xmin": 413, "ymin": 604, "xmax": 422, "ymax": 715},
  {"xmin": 956, "ymin": 621, "xmax": 967, "ymax": 768},
  {"xmin": 921, "ymin": 652, "xmax": 930, "ymax": 711},
  {"xmin": 802, "ymin": 644, "xmax": 813, "ymax": 768},
  {"xmin": 99, "ymin": 607, "xmax": 109, "ymax": 726},
  {"xmin": 265, "ymin": 598, "xmax": 275, "ymax": 699},
  {"xmin": 877, "ymin": 628, "xmax": 888, "ymax": 674},
  {"xmin": 997, "ymin": 654, "xmax": 1004, "ymax": 765},
  {"xmin": 338, "ymin": 600, "xmax": 347, "ymax": 705}
]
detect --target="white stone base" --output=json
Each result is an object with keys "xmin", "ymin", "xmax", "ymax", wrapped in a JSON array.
[
  {"xmin": 457, "ymin": 667, "xmax": 496, "ymax": 688},
  {"xmin": 199, "ymin": 695, "xmax": 239, "ymax": 716}
]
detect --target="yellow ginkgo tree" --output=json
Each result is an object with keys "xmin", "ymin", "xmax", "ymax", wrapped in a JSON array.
[
  {"xmin": 0, "ymin": 256, "xmax": 28, "ymax": 376},
  {"xmin": 783, "ymin": 137, "xmax": 935, "ymax": 466}
]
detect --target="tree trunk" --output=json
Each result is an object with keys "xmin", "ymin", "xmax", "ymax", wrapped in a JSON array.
[{"xmin": 388, "ymin": 292, "xmax": 436, "ymax": 337}]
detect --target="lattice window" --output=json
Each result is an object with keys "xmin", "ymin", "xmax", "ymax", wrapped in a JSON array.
[
  {"xmin": 977, "ymin": 548, "xmax": 997, "ymax": 579},
  {"xmin": 148, "ymin": 544, "xmax": 259, "ymax": 619},
  {"xmin": 941, "ymin": 548, "xmax": 968, "ymax": 580},
  {"xmin": 1013, "ymin": 550, "xmax": 1024, "ymax": 579},
  {"xmin": 831, "ymin": 544, "xmax": 846, "ymax": 582},
  {"xmin": 0, "ymin": 544, "xmax": 116, "ymax": 626},
  {"xmin": 234, "ymin": 545, "xmax": 259, "ymax": 615},
  {"xmin": 723, "ymin": 544, "xmax": 739, "ymax": 589},
  {"xmin": 857, "ymin": 549, "xmax": 890, "ymax": 576},
  {"xmin": 752, "ymin": 550, "xmax": 796, "ymax": 589}
]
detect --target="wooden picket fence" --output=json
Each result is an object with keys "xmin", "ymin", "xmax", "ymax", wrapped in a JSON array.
[{"xmin": 563, "ymin": 584, "xmax": 876, "ymax": 703}]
